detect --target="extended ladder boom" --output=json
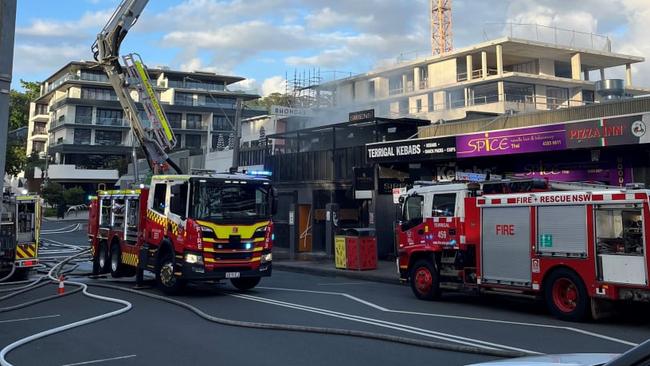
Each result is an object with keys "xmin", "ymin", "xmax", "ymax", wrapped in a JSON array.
[{"xmin": 92, "ymin": 0, "xmax": 181, "ymax": 173}]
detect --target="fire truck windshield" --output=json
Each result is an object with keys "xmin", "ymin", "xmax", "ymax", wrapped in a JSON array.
[{"xmin": 191, "ymin": 180, "xmax": 270, "ymax": 222}]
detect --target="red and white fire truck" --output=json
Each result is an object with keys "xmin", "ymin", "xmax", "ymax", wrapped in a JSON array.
[
  {"xmin": 397, "ymin": 178, "xmax": 650, "ymax": 321},
  {"xmin": 88, "ymin": 173, "xmax": 276, "ymax": 293}
]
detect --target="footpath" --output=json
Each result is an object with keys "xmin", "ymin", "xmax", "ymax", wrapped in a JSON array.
[{"xmin": 272, "ymin": 248, "xmax": 401, "ymax": 285}]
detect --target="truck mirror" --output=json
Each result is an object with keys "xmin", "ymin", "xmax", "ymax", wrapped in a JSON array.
[
  {"xmin": 270, "ymin": 187, "xmax": 278, "ymax": 215},
  {"xmin": 398, "ymin": 196, "xmax": 405, "ymax": 204}
]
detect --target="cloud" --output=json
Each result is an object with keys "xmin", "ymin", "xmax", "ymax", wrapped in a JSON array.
[
  {"xmin": 13, "ymin": 43, "xmax": 87, "ymax": 77},
  {"xmin": 261, "ymin": 76, "xmax": 286, "ymax": 96},
  {"xmin": 16, "ymin": 10, "xmax": 111, "ymax": 39}
]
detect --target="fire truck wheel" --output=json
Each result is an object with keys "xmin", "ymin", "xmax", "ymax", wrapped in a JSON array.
[
  {"xmin": 409, "ymin": 259, "xmax": 441, "ymax": 300},
  {"xmin": 98, "ymin": 241, "xmax": 110, "ymax": 274},
  {"xmin": 110, "ymin": 243, "xmax": 125, "ymax": 278},
  {"xmin": 544, "ymin": 268, "xmax": 590, "ymax": 322},
  {"xmin": 156, "ymin": 251, "xmax": 186, "ymax": 295},
  {"xmin": 231, "ymin": 277, "xmax": 261, "ymax": 291}
]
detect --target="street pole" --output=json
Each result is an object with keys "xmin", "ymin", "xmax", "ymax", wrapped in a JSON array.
[
  {"xmin": 231, "ymin": 97, "xmax": 243, "ymax": 170},
  {"xmin": 0, "ymin": 0, "xmax": 17, "ymax": 191}
]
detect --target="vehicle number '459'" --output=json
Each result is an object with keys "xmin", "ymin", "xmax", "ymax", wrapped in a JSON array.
[{"xmin": 226, "ymin": 272, "xmax": 241, "ymax": 279}]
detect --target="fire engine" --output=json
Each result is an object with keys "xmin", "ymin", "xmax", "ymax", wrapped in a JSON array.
[
  {"xmin": 397, "ymin": 177, "xmax": 650, "ymax": 321},
  {"xmin": 0, "ymin": 195, "xmax": 41, "ymax": 280},
  {"xmin": 87, "ymin": 0, "xmax": 276, "ymax": 293},
  {"xmin": 88, "ymin": 173, "xmax": 276, "ymax": 293}
]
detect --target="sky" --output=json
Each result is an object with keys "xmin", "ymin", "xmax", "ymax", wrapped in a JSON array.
[{"xmin": 10, "ymin": 0, "xmax": 650, "ymax": 95}]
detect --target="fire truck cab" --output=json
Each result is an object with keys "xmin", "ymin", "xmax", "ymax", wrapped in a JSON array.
[
  {"xmin": 397, "ymin": 179, "xmax": 650, "ymax": 321},
  {"xmin": 89, "ymin": 173, "xmax": 275, "ymax": 293}
]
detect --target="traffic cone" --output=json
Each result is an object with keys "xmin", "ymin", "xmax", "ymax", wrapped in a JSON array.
[{"xmin": 58, "ymin": 275, "xmax": 65, "ymax": 295}]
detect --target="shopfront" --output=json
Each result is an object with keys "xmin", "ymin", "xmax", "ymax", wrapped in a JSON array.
[{"xmin": 367, "ymin": 112, "xmax": 650, "ymax": 257}]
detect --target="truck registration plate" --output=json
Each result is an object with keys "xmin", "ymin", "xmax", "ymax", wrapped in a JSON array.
[{"xmin": 226, "ymin": 272, "xmax": 240, "ymax": 279}]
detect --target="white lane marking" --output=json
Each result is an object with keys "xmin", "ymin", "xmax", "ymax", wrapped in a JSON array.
[
  {"xmin": 317, "ymin": 282, "xmax": 366, "ymax": 286},
  {"xmin": 42, "ymin": 224, "xmax": 82, "ymax": 234},
  {"xmin": 60, "ymin": 355, "xmax": 136, "ymax": 366},
  {"xmin": 257, "ymin": 286, "xmax": 638, "ymax": 347},
  {"xmin": 0, "ymin": 315, "xmax": 60, "ymax": 324},
  {"xmin": 258, "ymin": 286, "xmax": 389, "ymax": 311},
  {"xmin": 232, "ymin": 293, "xmax": 540, "ymax": 354}
]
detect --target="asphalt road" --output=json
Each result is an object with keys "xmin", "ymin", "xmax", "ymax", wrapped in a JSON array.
[{"xmin": 0, "ymin": 220, "xmax": 648, "ymax": 366}]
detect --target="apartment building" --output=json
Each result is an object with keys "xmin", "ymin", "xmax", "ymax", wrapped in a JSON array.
[
  {"xmin": 317, "ymin": 36, "xmax": 648, "ymax": 122},
  {"xmin": 26, "ymin": 61, "xmax": 261, "ymax": 188}
]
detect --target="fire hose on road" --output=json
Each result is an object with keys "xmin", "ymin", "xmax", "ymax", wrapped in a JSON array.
[{"xmin": 0, "ymin": 245, "xmax": 536, "ymax": 366}]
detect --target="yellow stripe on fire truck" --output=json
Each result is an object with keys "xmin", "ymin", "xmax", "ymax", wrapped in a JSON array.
[
  {"xmin": 121, "ymin": 252, "xmax": 139, "ymax": 266},
  {"xmin": 146, "ymin": 209, "xmax": 180, "ymax": 235},
  {"xmin": 15, "ymin": 244, "xmax": 37, "ymax": 259}
]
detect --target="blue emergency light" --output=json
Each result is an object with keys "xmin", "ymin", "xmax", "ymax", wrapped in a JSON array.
[{"xmin": 249, "ymin": 170, "xmax": 272, "ymax": 177}]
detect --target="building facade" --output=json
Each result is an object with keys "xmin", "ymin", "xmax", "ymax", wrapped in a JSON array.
[
  {"xmin": 316, "ymin": 37, "xmax": 648, "ymax": 123},
  {"xmin": 26, "ymin": 61, "xmax": 262, "ymax": 188}
]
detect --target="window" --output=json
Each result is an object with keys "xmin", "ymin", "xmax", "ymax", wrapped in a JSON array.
[
  {"xmin": 186, "ymin": 114, "xmax": 202, "ymax": 129},
  {"xmin": 168, "ymin": 113, "xmax": 182, "ymax": 129},
  {"xmin": 32, "ymin": 141, "xmax": 45, "ymax": 153},
  {"xmin": 416, "ymin": 99, "xmax": 423, "ymax": 113},
  {"xmin": 81, "ymin": 87, "xmax": 117, "ymax": 101},
  {"xmin": 368, "ymin": 81, "xmax": 375, "ymax": 99},
  {"xmin": 403, "ymin": 195, "xmax": 423, "ymax": 221},
  {"xmin": 35, "ymin": 104, "xmax": 48, "ymax": 115},
  {"xmin": 470, "ymin": 83, "xmax": 499, "ymax": 105},
  {"xmin": 95, "ymin": 130, "xmax": 122, "ymax": 145},
  {"xmin": 191, "ymin": 181, "xmax": 269, "ymax": 220},
  {"xmin": 80, "ymin": 70, "xmax": 108, "ymax": 82},
  {"xmin": 432, "ymin": 193, "xmax": 456, "ymax": 217},
  {"xmin": 185, "ymin": 134, "xmax": 201, "ymax": 148},
  {"xmin": 96, "ymin": 109, "xmax": 123, "ymax": 126},
  {"xmin": 595, "ymin": 207, "xmax": 643, "ymax": 256},
  {"xmin": 175, "ymin": 92, "xmax": 195, "ymax": 106},
  {"xmin": 547, "ymin": 87, "xmax": 569, "ymax": 110},
  {"xmin": 73, "ymin": 129, "xmax": 91, "ymax": 145},
  {"xmin": 152, "ymin": 184, "xmax": 167, "ymax": 214},
  {"xmin": 170, "ymin": 183, "xmax": 188, "ymax": 217},
  {"xmin": 75, "ymin": 106, "xmax": 93, "ymax": 124},
  {"xmin": 504, "ymin": 82, "xmax": 534, "ymax": 103},
  {"xmin": 212, "ymin": 116, "xmax": 232, "ymax": 131}
]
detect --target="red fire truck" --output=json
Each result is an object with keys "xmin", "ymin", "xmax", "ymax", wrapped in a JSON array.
[
  {"xmin": 397, "ymin": 179, "xmax": 650, "ymax": 321},
  {"xmin": 88, "ymin": 173, "xmax": 276, "ymax": 293}
]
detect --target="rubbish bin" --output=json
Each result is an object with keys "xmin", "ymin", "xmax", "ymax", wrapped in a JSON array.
[{"xmin": 344, "ymin": 228, "xmax": 377, "ymax": 270}]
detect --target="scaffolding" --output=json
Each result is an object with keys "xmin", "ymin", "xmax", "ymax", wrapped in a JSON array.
[{"xmin": 285, "ymin": 68, "xmax": 322, "ymax": 108}]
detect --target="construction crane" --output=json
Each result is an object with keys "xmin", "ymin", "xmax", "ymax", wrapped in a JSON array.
[
  {"xmin": 92, "ymin": 0, "xmax": 182, "ymax": 175},
  {"xmin": 431, "ymin": 0, "xmax": 453, "ymax": 55}
]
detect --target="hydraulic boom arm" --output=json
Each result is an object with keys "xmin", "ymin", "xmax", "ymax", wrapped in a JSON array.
[{"xmin": 92, "ymin": 0, "xmax": 181, "ymax": 173}]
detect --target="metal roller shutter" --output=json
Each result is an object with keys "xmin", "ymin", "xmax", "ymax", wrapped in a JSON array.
[
  {"xmin": 482, "ymin": 206, "xmax": 531, "ymax": 284},
  {"xmin": 537, "ymin": 205, "xmax": 587, "ymax": 256}
]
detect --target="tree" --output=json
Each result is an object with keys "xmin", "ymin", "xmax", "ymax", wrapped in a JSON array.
[
  {"xmin": 5, "ymin": 142, "xmax": 26, "ymax": 176},
  {"xmin": 24, "ymin": 152, "xmax": 46, "ymax": 180},
  {"xmin": 9, "ymin": 80, "xmax": 40, "ymax": 131},
  {"xmin": 63, "ymin": 186, "xmax": 86, "ymax": 206},
  {"xmin": 245, "ymin": 92, "xmax": 295, "ymax": 111},
  {"xmin": 41, "ymin": 181, "xmax": 64, "ymax": 207}
]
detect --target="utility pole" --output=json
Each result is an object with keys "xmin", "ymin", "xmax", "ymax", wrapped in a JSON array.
[
  {"xmin": 231, "ymin": 97, "xmax": 243, "ymax": 170},
  {"xmin": 0, "ymin": 0, "xmax": 17, "ymax": 189}
]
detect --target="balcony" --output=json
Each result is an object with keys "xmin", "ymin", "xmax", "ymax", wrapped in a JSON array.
[
  {"xmin": 456, "ymin": 69, "xmax": 499, "ymax": 82},
  {"xmin": 31, "ymin": 128, "xmax": 48, "ymax": 138},
  {"xmin": 389, "ymin": 87, "xmax": 404, "ymax": 96},
  {"xmin": 75, "ymin": 116, "xmax": 93, "ymax": 125},
  {"xmin": 96, "ymin": 117, "xmax": 126, "ymax": 127}
]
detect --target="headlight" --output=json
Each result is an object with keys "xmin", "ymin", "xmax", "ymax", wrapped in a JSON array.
[
  {"xmin": 261, "ymin": 253, "xmax": 272, "ymax": 263},
  {"xmin": 185, "ymin": 253, "xmax": 204, "ymax": 265},
  {"xmin": 254, "ymin": 226, "xmax": 267, "ymax": 238}
]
